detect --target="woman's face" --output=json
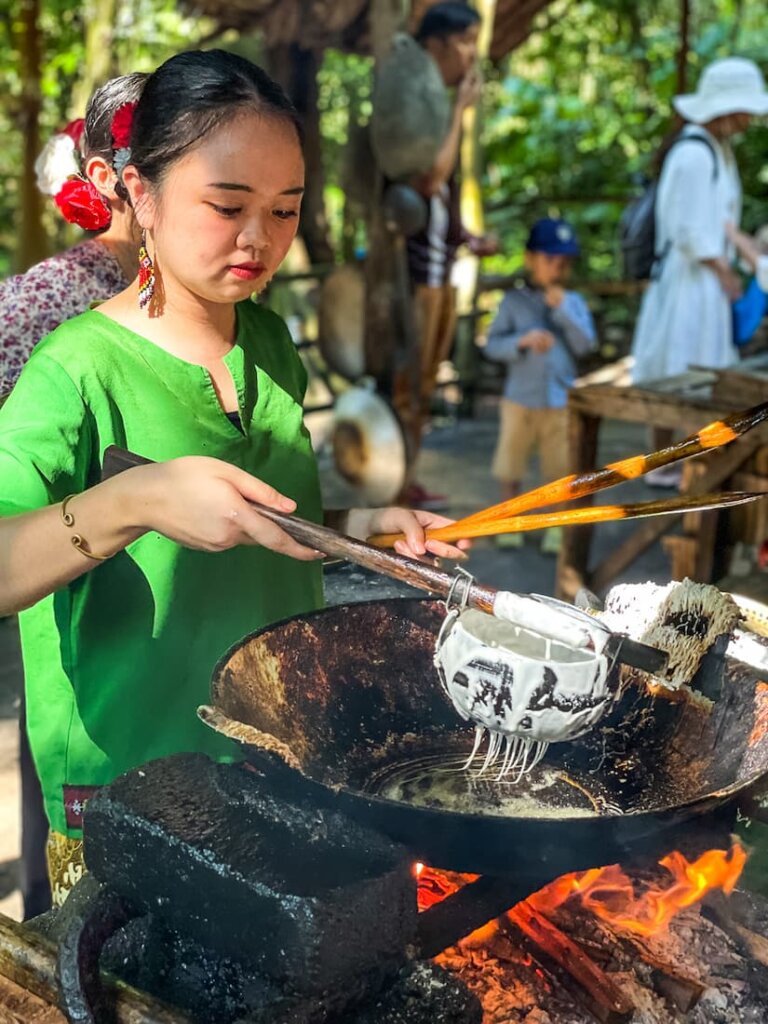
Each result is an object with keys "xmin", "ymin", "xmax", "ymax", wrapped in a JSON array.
[{"xmin": 139, "ymin": 112, "xmax": 304, "ymax": 305}]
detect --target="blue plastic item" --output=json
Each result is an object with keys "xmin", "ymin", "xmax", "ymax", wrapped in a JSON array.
[{"xmin": 733, "ymin": 276, "xmax": 767, "ymax": 347}]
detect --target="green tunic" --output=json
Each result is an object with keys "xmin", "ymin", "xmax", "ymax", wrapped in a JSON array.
[{"xmin": 0, "ymin": 302, "xmax": 323, "ymax": 836}]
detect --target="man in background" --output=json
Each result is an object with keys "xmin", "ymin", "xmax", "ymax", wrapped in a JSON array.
[{"xmin": 395, "ymin": 1, "xmax": 497, "ymax": 507}]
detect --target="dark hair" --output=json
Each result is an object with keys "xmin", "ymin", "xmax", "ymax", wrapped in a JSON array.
[
  {"xmin": 81, "ymin": 72, "xmax": 148, "ymax": 164},
  {"xmin": 129, "ymin": 49, "xmax": 303, "ymax": 187},
  {"xmin": 415, "ymin": 2, "xmax": 480, "ymax": 43}
]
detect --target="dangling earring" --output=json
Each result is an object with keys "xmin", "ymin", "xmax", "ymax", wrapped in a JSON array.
[{"xmin": 137, "ymin": 231, "xmax": 155, "ymax": 310}]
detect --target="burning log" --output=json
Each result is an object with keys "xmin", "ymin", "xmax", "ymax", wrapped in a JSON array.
[
  {"xmin": 645, "ymin": 954, "xmax": 707, "ymax": 1013},
  {"xmin": 501, "ymin": 906, "xmax": 634, "ymax": 1024},
  {"xmin": 416, "ymin": 873, "xmax": 537, "ymax": 958},
  {"xmin": 703, "ymin": 890, "xmax": 768, "ymax": 969}
]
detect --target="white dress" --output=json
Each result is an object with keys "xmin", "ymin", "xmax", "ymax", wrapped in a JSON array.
[{"xmin": 631, "ymin": 126, "xmax": 741, "ymax": 383}]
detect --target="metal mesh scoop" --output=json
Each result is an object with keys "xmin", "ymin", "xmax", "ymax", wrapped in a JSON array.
[{"xmin": 434, "ymin": 590, "xmax": 618, "ymax": 781}]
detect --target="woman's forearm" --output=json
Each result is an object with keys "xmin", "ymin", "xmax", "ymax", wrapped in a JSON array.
[{"xmin": 0, "ymin": 474, "xmax": 146, "ymax": 615}]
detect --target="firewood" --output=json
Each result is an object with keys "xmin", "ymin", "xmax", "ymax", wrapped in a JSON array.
[
  {"xmin": 502, "ymin": 905, "xmax": 634, "ymax": 1024},
  {"xmin": 703, "ymin": 892, "xmax": 768, "ymax": 969}
]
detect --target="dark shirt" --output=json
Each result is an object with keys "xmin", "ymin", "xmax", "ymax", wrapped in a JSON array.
[{"xmin": 406, "ymin": 171, "xmax": 464, "ymax": 287}]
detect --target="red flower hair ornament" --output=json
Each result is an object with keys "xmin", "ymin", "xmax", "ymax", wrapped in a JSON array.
[
  {"xmin": 34, "ymin": 106, "xmax": 138, "ymax": 232},
  {"xmin": 54, "ymin": 179, "xmax": 111, "ymax": 232}
]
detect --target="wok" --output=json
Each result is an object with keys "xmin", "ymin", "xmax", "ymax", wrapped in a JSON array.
[{"xmin": 201, "ymin": 599, "xmax": 768, "ymax": 879}]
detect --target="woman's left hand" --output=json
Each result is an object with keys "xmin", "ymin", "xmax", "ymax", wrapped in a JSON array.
[{"xmin": 346, "ymin": 507, "xmax": 471, "ymax": 561}]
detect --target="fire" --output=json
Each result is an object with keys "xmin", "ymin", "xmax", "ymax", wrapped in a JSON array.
[
  {"xmin": 528, "ymin": 843, "xmax": 747, "ymax": 938},
  {"xmin": 415, "ymin": 843, "xmax": 747, "ymax": 940},
  {"xmin": 414, "ymin": 862, "xmax": 477, "ymax": 911}
]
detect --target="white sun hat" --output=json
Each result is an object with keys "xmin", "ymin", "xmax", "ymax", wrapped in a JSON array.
[{"xmin": 673, "ymin": 57, "xmax": 768, "ymax": 124}]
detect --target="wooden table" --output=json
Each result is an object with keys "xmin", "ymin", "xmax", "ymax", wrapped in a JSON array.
[{"xmin": 555, "ymin": 360, "xmax": 768, "ymax": 600}]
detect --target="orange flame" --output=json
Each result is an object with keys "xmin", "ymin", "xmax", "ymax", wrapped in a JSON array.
[
  {"xmin": 416, "ymin": 844, "xmax": 746, "ymax": 941},
  {"xmin": 527, "ymin": 843, "xmax": 747, "ymax": 937}
]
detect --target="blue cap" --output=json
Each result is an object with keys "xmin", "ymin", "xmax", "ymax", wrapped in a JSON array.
[{"xmin": 526, "ymin": 218, "xmax": 580, "ymax": 256}]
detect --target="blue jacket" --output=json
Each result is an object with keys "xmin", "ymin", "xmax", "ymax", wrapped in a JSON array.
[{"xmin": 484, "ymin": 280, "xmax": 596, "ymax": 409}]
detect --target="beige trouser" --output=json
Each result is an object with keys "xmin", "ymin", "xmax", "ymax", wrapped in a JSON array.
[
  {"xmin": 492, "ymin": 401, "xmax": 569, "ymax": 484},
  {"xmin": 393, "ymin": 284, "xmax": 457, "ymax": 457}
]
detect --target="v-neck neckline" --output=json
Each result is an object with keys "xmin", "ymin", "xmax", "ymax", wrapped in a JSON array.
[{"xmin": 86, "ymin": 306, "xmax": 252, "ymax": 435}]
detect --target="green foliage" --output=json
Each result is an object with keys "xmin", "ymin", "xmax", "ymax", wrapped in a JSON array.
[
  {"xmin": 0, "ymin": 0, "xmax": 215, "ymax": 272},
  {"xmin": 481, "ymin": 0, "xmax": 768, "ymax": 282},
  {"xmin": 2, "ymin": 0, "xmax": 767, "ymax": 291}
]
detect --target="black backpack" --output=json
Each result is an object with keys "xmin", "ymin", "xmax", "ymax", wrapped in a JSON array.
[{"xmin": 619, "ymin": 133, "xmax": 718, "ymax": 281}]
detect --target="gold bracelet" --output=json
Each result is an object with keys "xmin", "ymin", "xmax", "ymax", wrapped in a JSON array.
[{"xmin": 61, "ymin": 495, "xmax": 110, "ymax": 562}]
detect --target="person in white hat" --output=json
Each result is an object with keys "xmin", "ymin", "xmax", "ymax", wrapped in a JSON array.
[{"xmin": 631, "ymin": 58, "xmax": 768, "ymax": 418}]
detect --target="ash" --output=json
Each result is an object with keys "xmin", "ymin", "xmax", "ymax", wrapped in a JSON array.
[{"xmin": 435, "ymin": 896, "xmax": 768, "ymax": 1024}]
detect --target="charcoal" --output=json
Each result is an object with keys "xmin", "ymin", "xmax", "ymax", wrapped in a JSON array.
[
  {"xmin": 343, "ymin": 962, "xmax": 482, "ymax": 1024},
  {"xmin": 83, "ymin": 754, "xmax": 416, "ymax": 996},
  {"xmin": 236, "ymin": 962, "xmax": 482, "ymax": 1024}
]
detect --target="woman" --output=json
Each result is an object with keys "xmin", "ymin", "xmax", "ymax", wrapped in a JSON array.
[
  {"xmin": 1, "ymin": 73, "xmax": 146, "ymax": 920},
  {"xmin": 632, "ymin": 58, "xmax": 768, "ymax": 387},
  {"xmin": 0, "ymin": 73, "xmax": 147, "ymax": 394},
  {"xmin": 0, "ymin": 50, "xmax": 464, "ymax": 906}
]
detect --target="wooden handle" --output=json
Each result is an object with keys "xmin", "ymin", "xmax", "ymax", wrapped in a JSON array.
[{"xmin": 100, "ymin": 447, "xmax": 498, "ymax": 611}]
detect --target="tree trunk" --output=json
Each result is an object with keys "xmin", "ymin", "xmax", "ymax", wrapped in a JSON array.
[
  {"xmin": 69, "ymin": 0, "xmax": 119, "ymax": 117},
  {"xmin": 455, "ymin": 0, "xmax": 496, "ymax": 312},
  {"xmin": 16, "ymin": 0, "xmax": 48, "ymax": 271},
  {"xmin": 364, "ymin": 0, "xmax": 409, "ymax": 389},
  {"xmin": 676, "ymin": 0, "xmax": 691, "ymax": 95},
  {"xmin": 266, "ymin": 43, "xmax": 334, "ymax": 266}
]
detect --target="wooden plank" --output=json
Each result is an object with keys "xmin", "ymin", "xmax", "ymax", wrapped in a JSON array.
[
  {"xmin": 712, "ymin": 368, "xmax": 768, "ymax": 408},
  {"xmin": 567, "ymin": 386, "xmax": 728, "ymax": 433}
]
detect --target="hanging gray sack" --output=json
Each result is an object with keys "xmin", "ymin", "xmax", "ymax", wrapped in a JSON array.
[{"xmin": 370, "ymin": 33, "xmax": 451, "ymax": 181}]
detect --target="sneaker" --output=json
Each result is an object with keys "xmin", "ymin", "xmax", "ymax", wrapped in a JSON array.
[
  {"xmin": 644, "ymin": 465, "xmax": 683, "ymax": 489},
  {"xmin": 399, "ymin": 482, "xmax": 449, "ymax": 511},
  {"xmin": 540, "ymin": 526, "xmax": 563, "ymax": 556},
  {"xmin": 496, "ymin": 532, "xmax": 524, "ymax": 550}
]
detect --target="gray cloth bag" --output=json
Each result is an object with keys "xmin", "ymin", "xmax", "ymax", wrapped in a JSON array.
[{"xmin": 370, "ymin": 33, "xmax": 451, "ymax": 180}]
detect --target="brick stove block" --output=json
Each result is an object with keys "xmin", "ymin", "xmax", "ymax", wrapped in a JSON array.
[{"xmin": 83, "ymin": 754, "xmax": 417, "ymax": 995}]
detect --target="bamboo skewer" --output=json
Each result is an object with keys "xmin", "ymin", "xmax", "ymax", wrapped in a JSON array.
[{"xmin": 369, "ymin": 401, "xmax": 768, "ymax": 547}]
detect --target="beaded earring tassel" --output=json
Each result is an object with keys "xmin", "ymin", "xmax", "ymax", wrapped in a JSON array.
[{"xmin": 137, "ymin": 232, "xmax": 155, "ymax": 310}]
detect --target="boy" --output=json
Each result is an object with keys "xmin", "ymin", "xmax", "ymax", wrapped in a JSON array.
[{"xmin": 485, "ymin": 218, "xmax": 596, "ymax": 553}]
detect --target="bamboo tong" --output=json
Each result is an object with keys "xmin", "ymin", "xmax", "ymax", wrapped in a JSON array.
[{"xmin": 369, "ymin": 401, "xmax": 768, "ymax": 547}]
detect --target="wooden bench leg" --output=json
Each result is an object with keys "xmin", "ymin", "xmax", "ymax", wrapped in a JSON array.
[{"xmin": 556, "ymin": 409, "xmax": 599, "ymax": 600}]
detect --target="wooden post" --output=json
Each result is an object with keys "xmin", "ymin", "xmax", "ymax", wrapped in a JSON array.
[
  {"xmin": 555, "ymin": 407, "xmax": 599, "ymax": 600},
  {"xmin": 266, "ymin": 44, "xmax": 334, "ymax": 266},
  {"xmin": 455, "ymin": 0, "xmax": 497, "ymax": 313},
  {"xmin": 16, "ymin": 0, "xmax": 48, "ymax": 271},
  {"xmin": 69, "ymin": 0, "xmax": 118, "ymax": 118}
]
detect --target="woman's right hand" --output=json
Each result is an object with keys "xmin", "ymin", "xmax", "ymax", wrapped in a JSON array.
[{"xmin": 125, "ymin": 457, "xmax": 322, "ymax": 561}]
